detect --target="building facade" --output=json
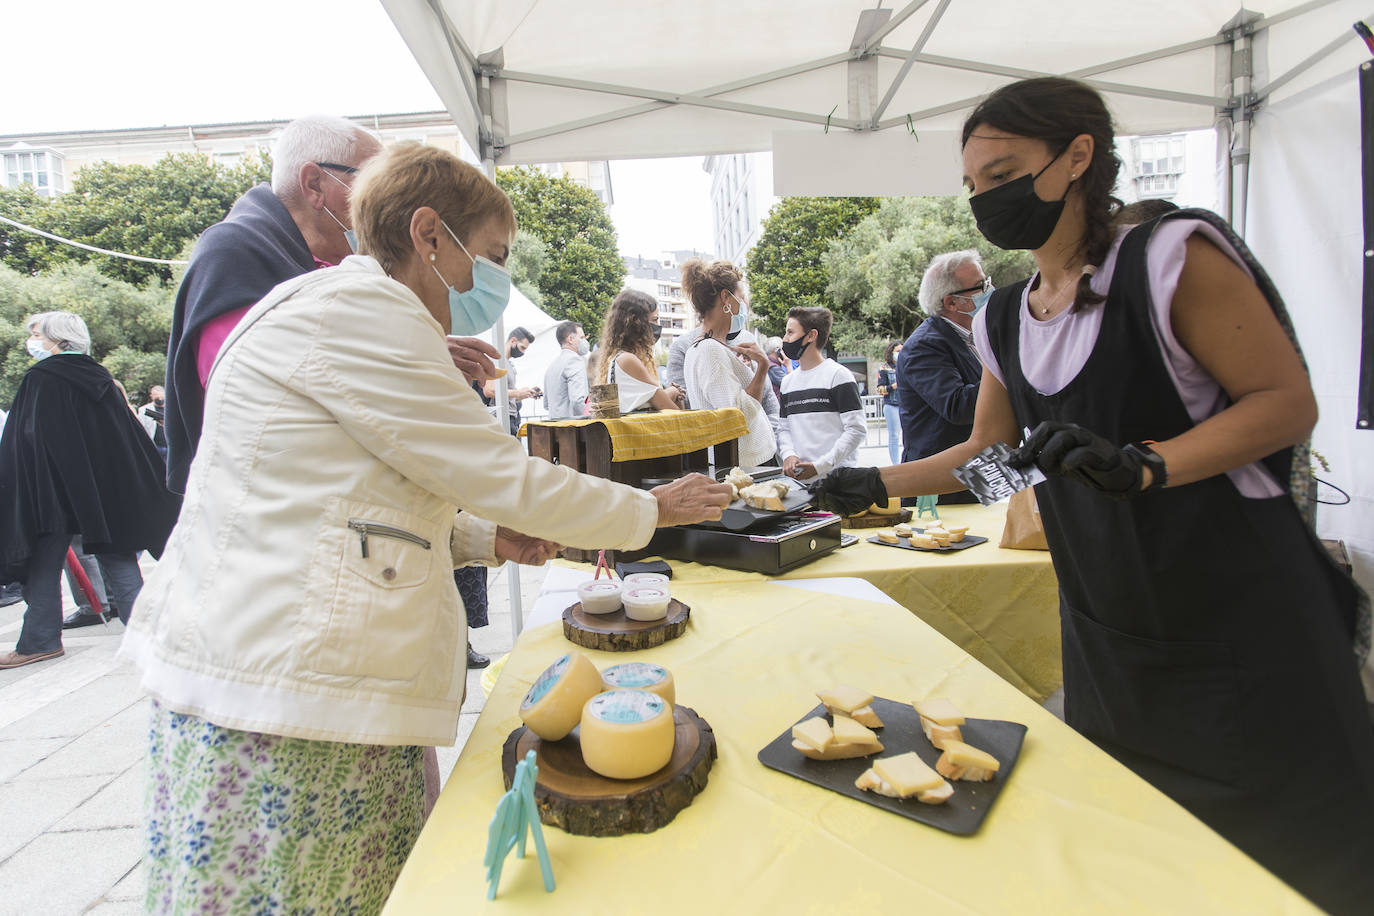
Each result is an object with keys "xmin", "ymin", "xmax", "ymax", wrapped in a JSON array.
[
  {"xmin": 622, "ymin": 249, "xmax": 715, "ymax": 353},
  {"xmin": 702, "ymin": 152, "xmax": 776, "ymax": 266}
]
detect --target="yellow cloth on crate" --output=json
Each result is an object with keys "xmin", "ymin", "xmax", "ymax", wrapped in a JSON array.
[
  {"xmin": 522, "ymin": 408, "xmax": 748, "ymax": 462},
  {"xmin": 554, "ymin": 502, "xmax": 1065, "ymax": 702},
  {"xmin": 388, "ymin": 580, "xmax": 1316, "ymax": 914}
]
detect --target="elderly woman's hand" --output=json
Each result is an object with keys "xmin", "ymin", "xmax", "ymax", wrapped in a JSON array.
[
  {"xmin": 495, "ymin": 527, "xmax": 560, "ymax": 565},
  {"xmin": 650, "ymin": 473, "xmax": 733, "ymax": 526},
  {"xmin": 445, "ymin": 336, "xmax": 503, "ymax": 384}
]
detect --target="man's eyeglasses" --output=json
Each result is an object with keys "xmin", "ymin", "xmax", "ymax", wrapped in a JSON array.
[
  {"xmin": 316, "ymin": 162, "xmax": 359, "ymax": 175},
  {"xmin": 951, "ymin": 277, "xmax": 993, "ymax": 298}
]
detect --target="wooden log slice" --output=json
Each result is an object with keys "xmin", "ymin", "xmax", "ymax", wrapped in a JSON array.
[
  {"xmin": 562, "ymin": 599, "xmax": 690, "ymax": 651},
  {"xmin": 841, "ymin": 507, "xmax": 914, "ymax": 529},
  {"xmin": 501, "ymin": 705, "xmax": 717, "ymax": 836}
]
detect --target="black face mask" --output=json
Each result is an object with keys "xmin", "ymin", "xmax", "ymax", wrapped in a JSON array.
[
  {"xmin": 781, "ymin": 334, "xmax": 811, "ymax": 361},
  {"xmin": 968, "ymin": 150, "xmax": 1071, "ymax": 251},
  {"xmin": 652, "ymin": 324, "xmax": 663, "ymax": 341},
  {"xmin": 509, "ymin": 345, "xmax": 524, "ymax": 359}
]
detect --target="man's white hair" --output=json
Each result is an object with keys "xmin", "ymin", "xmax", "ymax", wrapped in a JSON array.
[
  {"xmin": 270, "ymin": 115, "xmax": 376, "ymax": 201},
  {"xmin": 27, "ymin": 311, "xmax": 91, "ymax": 355},
  {"xmin": 918, "ymin": 249, "xmax": 983, "ymax": 316}
]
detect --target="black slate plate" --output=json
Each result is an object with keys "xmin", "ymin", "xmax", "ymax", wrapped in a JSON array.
[
  {"xmin": 757, "ymin": 697, "xmax": 1026, "ymax": 836},
  {"xmin": 867, "ymin": 530, "xmax": 989, "ymax": 552},
  {"xmin": 706, "ymin": 470, "xmax": 814, "ymax": 532}
]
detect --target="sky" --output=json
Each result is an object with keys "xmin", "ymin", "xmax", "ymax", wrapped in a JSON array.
[{"xmin": 3, "ymin": 0, "xmax": 717, "ymax": 257}]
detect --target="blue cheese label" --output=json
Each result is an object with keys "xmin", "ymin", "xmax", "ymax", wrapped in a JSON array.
[
  {"xmin": 522, "ymin": 653, "xmax": 570, "ymax": 710},
  {"xmin": 602, "ymin": 663, "xmax": 667, "ymax": 690},
  {"xmin": 587, "ymin": 689, "xmax": 666, "ymax": 724}
]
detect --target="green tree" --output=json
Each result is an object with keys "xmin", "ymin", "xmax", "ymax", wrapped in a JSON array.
[
  {"xmin": 745, "ymin": 196, "xmax": 881, "ymax": 333},
  {"xmin": 824, "ymin": 196, "xmax": 1036, "ymax": 357},
  {"xmin": 507, "ymin": 230, "xmax": 549, "ymax": 310},
  {"xmin": 0, "ymin": 151, "xmax": 271, "ymax": 287},
  {"xmin": 495, "ymin": 167, "xmax": 622, "ymax": 337},
  {"xmin": 0, "ymin": 263, "xmax": 172, "ymax": 408}
]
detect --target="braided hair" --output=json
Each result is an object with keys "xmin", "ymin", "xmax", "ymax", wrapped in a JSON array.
[{"xmin": 961, "ymin": 78, "xmax": 1122, "ymax": 309}]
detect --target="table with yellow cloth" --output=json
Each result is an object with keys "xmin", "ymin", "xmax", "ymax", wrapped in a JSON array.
[
  {"xmin": 561, "ymin": 501, "xmax": 1064, "ymax": 702},
  {"xmin": 386, "ymin": 578, "xmax": 1313, "ymax": 914}
]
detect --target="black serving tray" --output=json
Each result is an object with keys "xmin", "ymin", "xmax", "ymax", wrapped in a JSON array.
[
  {"xmin": 866, "ymin": 530, "xmax": 989, "ymax": 552},
  {"xmin": 707, "ymin": 468, "xmax": 813, "ymax": 532},
  {"xmin": 757, "ymin": 696, "xmax": 1026, "ymax": 836}
]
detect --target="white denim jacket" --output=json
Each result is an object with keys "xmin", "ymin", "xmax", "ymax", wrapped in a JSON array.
[{"xmin": 121, "ymin": 257, "xmax": 657, "ymax": 745}]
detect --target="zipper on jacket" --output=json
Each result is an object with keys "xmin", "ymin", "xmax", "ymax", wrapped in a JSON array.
[{"xmin": 346, "ymin": 519, "xmax": 432, "ymax": 559}]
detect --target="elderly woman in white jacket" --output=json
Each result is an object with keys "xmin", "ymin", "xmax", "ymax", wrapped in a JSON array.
[{"xmin": 121, "ymin": 143, "xmax": 730, "ymax": 914}]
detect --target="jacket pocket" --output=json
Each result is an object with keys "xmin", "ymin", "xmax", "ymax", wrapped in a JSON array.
[
  {"xmin": 1059, "ymin": 599, "xmax": 1242, "ymax": 787},
  {"xmin": 302, "ymin": 499, "xmax": 443, "ymax": 682}
]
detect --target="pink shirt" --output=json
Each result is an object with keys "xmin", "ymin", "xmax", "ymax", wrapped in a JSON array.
[
  {"xmin": 194, "ymin": 256, "xmax": 334, "ymax": 387},
  {"xmin": 973, "ymin": 219, "xmax": 1282, "ymax": 498}
]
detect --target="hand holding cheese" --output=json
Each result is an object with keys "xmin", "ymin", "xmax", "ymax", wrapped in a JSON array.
[{"xmin": 651, "ymin": 472, "xmax": 733, "ymax": 526}]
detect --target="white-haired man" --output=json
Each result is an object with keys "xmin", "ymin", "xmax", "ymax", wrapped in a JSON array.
[
  {"xmin": 162, "ymin": 115, "xmax": 383, "ymax": 495},
  {"xmin": 895, "ymin": 249, "xmax": 993, "ymax": 503}
]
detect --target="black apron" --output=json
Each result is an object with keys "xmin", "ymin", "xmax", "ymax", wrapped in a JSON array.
[{"xmin": 985, "ymin": 214, "xmax": 1374, "ymax": 915}]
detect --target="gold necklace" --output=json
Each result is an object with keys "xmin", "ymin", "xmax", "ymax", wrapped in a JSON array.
[{"xmin": 1033, "ymin": 265, "xmax": 1097, "ymax": 316}]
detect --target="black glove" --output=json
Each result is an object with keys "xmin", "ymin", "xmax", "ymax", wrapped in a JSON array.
[
  {"xmin": 1008, "ymin": 421, "xmax": 1143, "ymax": 498},
  {"xmin": 812, "ymin": 466, "xmax": 888, "ymax": 516}
]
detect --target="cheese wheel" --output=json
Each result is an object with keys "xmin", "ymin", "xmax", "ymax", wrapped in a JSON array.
[
  {"xmin": 519, "ymin": 652, "xmax": 603, "ymax": 741},
  {"xmin": 579, "ymin": 690, "xmax": 676, "ymax": 779},
  {"xmin": 601, "ymin": 662, "xmax": 676, "ymax": 705}
]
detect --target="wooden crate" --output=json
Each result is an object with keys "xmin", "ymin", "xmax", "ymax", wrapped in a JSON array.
[{"xmin": 527, "ymin": 421, "xmax": 740, "ymax": 565}]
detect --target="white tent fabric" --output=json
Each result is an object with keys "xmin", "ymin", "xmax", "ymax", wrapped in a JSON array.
[{"xmin": 383, "ymin": 0, "xmax": 1374, "ymax": 638}]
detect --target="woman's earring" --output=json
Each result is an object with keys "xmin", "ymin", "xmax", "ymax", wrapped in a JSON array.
[{"xmin": 429, "ymin": 252, "xmax": 436, "ymax": 262}]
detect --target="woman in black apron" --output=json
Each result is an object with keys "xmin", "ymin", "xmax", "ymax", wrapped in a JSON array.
[{"xmin": 817, "ymin": 77, "xmax": 1374, "ymax": 915}]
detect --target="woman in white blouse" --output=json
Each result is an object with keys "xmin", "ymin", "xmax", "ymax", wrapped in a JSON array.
[
  {"xmin": 679, "ymin": 258, "xmax": 776, "ymax": 467},
  {"xmin": 592, "ymin": 289, "xmax": 685, "ymax": 413}
]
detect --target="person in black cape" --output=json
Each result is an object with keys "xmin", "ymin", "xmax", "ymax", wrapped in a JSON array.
[
  {"xmin": 0, "ymin": 312, "xmax": 180, "ymax": 668},
  {"xmin": 815, "ymin": 78, "xmax": 1374, "ymax": 915}
]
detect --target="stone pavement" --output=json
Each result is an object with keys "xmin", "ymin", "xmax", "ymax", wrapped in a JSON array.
[{"xmin": 0, "ymin": 433, "xmax": 899, "ymax": 914}]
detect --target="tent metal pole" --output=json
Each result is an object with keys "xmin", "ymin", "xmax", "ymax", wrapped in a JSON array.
[
  {"xmin": 1230, "ymin": 29, "xmax": 1254, "ymax": 239},
  {"xmin": 870, "ymin": 0, "xmax": 954, "ymax": 127},
  {"xmin": 423, "ymin": 0, "xmax": 483, "ymax": 136},
  {"xmin": 1260, "ymin": 23, "xmax": 1370, "ymax": 101},
  {"xmin": 858, "ymin": 0, "xmax": 935, "ymax": 55}
]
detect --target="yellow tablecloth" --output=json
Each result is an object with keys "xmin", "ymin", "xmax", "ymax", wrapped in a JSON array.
[
  {"xmin": 386, "ymin": 581, "xmax": 1314, "ymax": 914},
  {"xmin": 567, "ymin": 502, "xmax": 1064, "ymax": 702},
  {"xmin": 523, "ymin": 408, "xmax": 748, "ymax": 462}
]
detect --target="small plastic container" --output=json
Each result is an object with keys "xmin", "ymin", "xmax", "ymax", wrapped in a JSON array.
[
  {"xmin": 577, "ymin": 580, "xmax": 624, "ymax": 615},
  {"xmin": 621, "ymin": 586, "xmax": 670, "ymax": 621},
  {"xmin": 622, "ymin": 572, "xmax": 670, "ymax": 591}
]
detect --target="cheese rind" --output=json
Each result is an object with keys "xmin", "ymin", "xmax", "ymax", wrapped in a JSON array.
[
  {"xmin": 601, "ymin": 662, "xmax": 675, "ymax": 705},
  {"xmin": 519, "ymin": 652, "xmax": 604, "ymax": 741},
  {"xmin": 579, "ymin": 690, "xmax": 676, "ymax": 779},
  {"xmin": 873, "ymin": 752, "xmax": 943, "ymax": 795}
]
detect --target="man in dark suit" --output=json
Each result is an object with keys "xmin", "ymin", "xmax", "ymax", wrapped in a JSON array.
[{"xmin": 896, "ymin": 250, "xmax": 990, "ymax": 504}]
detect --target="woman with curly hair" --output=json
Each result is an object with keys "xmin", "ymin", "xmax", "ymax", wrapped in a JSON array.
[{"xmin": 593, "ymin": 288, "xmax": 685, "ymax": 413}]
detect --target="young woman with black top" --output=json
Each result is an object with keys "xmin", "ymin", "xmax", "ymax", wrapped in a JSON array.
[{"xmin": 815, "ymin": 77, "xmax": 1374, "ymax": 914}]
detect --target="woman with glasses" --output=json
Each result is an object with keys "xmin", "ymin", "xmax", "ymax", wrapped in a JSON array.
[
  {"xmin": 680, "ymin": 258, "xmax": 777, "ymax": 467},
  {"xmin": 816, "ymin": 77, "xmax": 1374, "ymax": 913},
  {"xmin": 122, "ymin": 143, "xmax": 731, "ymax": 914}
]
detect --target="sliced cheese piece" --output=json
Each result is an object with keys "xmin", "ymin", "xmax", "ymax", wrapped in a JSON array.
[
  {"xmin": 912, "ymin": 698, "xmax": 965, "ymax": 726},
  {"xmin": 936, "ymin": 740, "xmax": 1000, "ymax": 782},
  {"xmin": 519, "ymin": 652, "xmax": 604, "ymax": 741},
  {"xmin": 816, "ymin": 686, "xmax": 873, "ymax": 713},
  {"xmin": 740, "ymin": 481, "xmax": 787, "ymax": 511},
  {"xmin": 867, "ymin": 497, "xmax": 901, "ymax": 516},
  {"xmin": 791, "ymin": 716, "xmax": 834, "ymax": 752},
  {"xmin": 921, "ymin": 721, "xmax": 963, "ymax": 750},
  {"xmin": 848, "ymin": 704, "xmax": 885, "ymax": 728},
  {"xmin": 793, "ymin": 738, "xmax": 883, "ymax": 760},
  {"xmin": 601, "ymin": 662, "xmax": 675, "ymax": 705},
  {"xmin": 580, "ymin": 690, "xmax": 675, "ymax": 779},
  {"xmin": 876, "ymin": 529, "xmax": 899, "ymax": 545},
  {"xmin": 832, "ymin": 714, "xmax": 877, "ymax": 746},
  {"xmin": 944, "ymin": 523, "xmax": 969, "ymax": 536},
  {"xmin": 873, "ymin": 752, "xmax": 944, "ymax": 797}
]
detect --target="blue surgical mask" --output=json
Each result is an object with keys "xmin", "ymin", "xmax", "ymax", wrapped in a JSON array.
[
  {"xmin": 26, "ymin": 339, "xmax": 51, "ymax": 361},
  {"xmin": 432, "ymin": 220, "xmax": 512, "ymax": 336},
  {"xmin": 725, "ymin": 291, "xmax": 748, "ymax": 340},
  {"xmin": 971, "ymin": 287, "xmax": 994, "ymax": 313}
]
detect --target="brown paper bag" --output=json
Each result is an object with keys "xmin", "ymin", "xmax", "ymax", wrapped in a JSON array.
[{"xmin": 1000, "ymin": 488, "xmax": 1049, "ymax": 550}]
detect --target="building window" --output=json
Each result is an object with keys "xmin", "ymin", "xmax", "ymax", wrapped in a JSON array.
[
  {"xmin": 3, "ymin": 149, "xmax": 65, "ymax": 197},
  {"xmin": 1132, "ymin": 135, "xmax": 1184, "ymax": 199}
]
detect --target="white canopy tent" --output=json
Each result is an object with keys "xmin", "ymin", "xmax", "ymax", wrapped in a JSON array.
[{"xmin": 383, "ymin": 0, "xmax": 1374, "ymax": 666}]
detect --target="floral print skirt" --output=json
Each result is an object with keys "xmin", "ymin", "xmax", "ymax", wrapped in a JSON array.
[{"xmin": 144, "ymin": 701, "xmax": 426, "ymax": 915}]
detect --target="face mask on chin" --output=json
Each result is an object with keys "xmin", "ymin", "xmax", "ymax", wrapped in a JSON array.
[
  {"xmin": 967, "ymin": 148, "xmax": 1072, "ymax": 251},
  {"xmin": 725, "ymin": 292, "xmax": 748, "ymax": 340},
  {"xmin": 318, "ymin": 168, "xmax": 358, "ymax": 254}
]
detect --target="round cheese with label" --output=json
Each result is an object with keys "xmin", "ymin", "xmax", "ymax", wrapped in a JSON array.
[
  {"xmin": 579, "ymin": 690, "xmax": 676, "ymax": 779},
  {"xmin": 600, "ymin": 662, "xmax": 676, "ymax": 705},
  {"xmin": 519, "ymin": 652, "xmax": 603, "ymax": 741}
]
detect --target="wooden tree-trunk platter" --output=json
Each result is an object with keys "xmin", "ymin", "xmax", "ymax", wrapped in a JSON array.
[
  {"xmin": 501, "ymin": 704, "xmax": 717, "ymax": 836},
  {"xmin": 841, "ymin": 508, "xmax": 914, "ymax": 529},
  {"xmin": 562, "ymin": 599, "xmax": 690, "ymax": 651}
]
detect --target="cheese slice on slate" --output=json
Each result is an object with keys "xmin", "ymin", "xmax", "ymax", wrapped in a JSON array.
[
  {"xmin": 601, "ymin": 662, "xmax": 676, "ymax": 705},
  {"xmin": 912, "ymin": 698, "xmax": 965, "ymax": 726},
  {"xmin": 873, "ymin": 752, "xmax": 944, "ymax": 796},
  {"xmin": 580, "ymin": 690, "xmax": 676, "ymax": 780},
  {"xmin": 519, "ymin": 652, "xmax": 603, "ymax": 741},
  {"xmin": 817, "ymin": 686, "xmax": 873, "ymax": 713},
  {"xmin": 832, "ymin": 714, "xmax": 877, "ymax": 746},
  {"xmin": 936, "ymin": 740, "xmax": 1000, "ymax": 781},
  {"xmin": 791, "ymin": 716, "xmax": 834, "ymax": 752}
]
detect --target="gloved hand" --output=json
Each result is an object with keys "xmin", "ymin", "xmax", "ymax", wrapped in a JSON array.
[
  {"xmin": 812, "ymin": 466, "xmax": 888, "ymax": 516},
  {"xmin": 1008, "ymin": 421, "xmax": 1143, "ymax": 498}
]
